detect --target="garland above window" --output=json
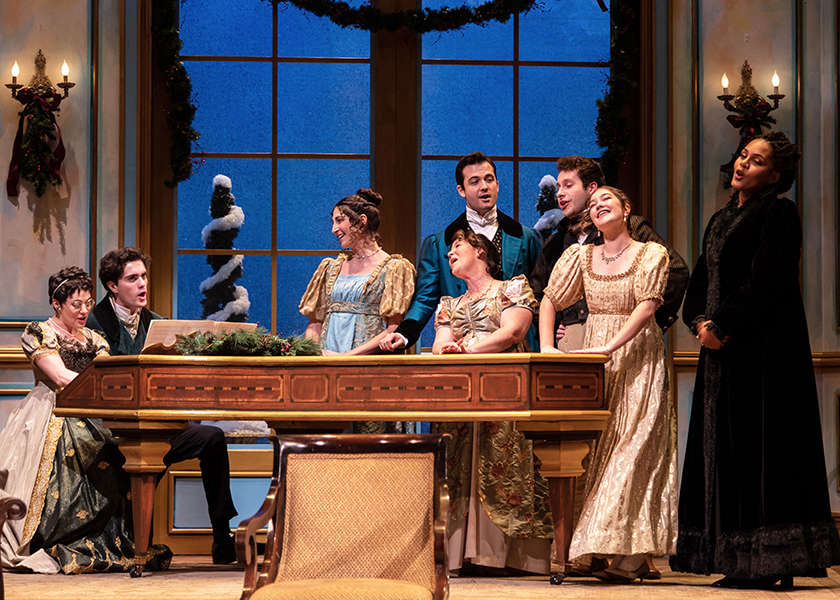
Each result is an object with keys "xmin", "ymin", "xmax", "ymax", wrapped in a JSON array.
[{"xmin": 264, "ymin": 0, "xmax": 545, "ymax": 33}]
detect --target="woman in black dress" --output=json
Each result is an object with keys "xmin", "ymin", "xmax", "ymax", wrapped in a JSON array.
[{"xmin": 670, "ymin": 131, "xmax": 840, "ymax": 588}]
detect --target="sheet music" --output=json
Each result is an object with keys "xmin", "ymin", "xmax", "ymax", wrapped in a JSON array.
[{"xmin": 141, "ymin": 320, "xmax": 257, "ymax": 354}]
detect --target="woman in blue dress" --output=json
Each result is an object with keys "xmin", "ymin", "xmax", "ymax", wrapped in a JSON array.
[{"xmin": 299, "ymin": 189, "xmax": 416, "ymax": 432}]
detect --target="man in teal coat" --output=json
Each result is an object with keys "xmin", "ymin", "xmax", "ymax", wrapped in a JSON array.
[{"xmin": 380, "ymin": 151, "xmax": 542, "ymax": 351}]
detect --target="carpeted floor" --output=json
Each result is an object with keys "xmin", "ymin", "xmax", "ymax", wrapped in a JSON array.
[{"xmin": 5, "ymin": 557, "xmax": 840, "ymax": 599}]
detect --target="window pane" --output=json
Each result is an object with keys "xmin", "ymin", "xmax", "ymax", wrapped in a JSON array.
[
  {"xmin": 277, "ymin": 63, "xmax": 370, "ymax": 154},
  {"xmin": 277, "ymin": 255, "xmax": 333, "ymax": 337},
  {"xmin": 186, "ymin": 61, "xmax": 273, "ymax": 153},
  {"xmin": 519, "ymin": 66, "xmax": 606, "ymax": 157},
  {"xmin": 181, "ymin": 0, "xmax": 273, "ymax": 57},
  {"xmin": 421, "ymin": 0, "xmax": 513, "ymax": 60},
  {"xmin": 276, "ymin": 159, "xmax": 371, "ymax": 250},
  {"xmin": 176, "ymin": 254, "xmax": 271, "ymax": 328},
  {"xmin": 518, "ymin": 160, "xmax": 562, "ymax": 238},
  {"xmin": 422, "ymin": 65, "xmax": 513, "ymax": 156},
  {"xmin": 178, "ymin": 158, "xmax": 272, "ymax": 250},
  {"xmin": 277, "ymin": 3, "xmax": 371, "ymax": 58},
  {"xmin": 519, "ymin": 2, "xmax": 610, "ymax": 62}
]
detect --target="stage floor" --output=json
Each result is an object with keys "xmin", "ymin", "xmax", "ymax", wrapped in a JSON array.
[{"xmin": 5, "ymin": 557, "xmax": 840, "ymax": 599}]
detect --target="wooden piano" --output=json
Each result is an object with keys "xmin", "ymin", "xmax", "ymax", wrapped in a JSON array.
[{"xmin": 55, "ymin": 352, "xmax": 608, "ymax": 579}]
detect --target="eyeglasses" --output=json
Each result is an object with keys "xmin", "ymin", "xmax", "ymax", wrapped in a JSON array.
[{"xmin": 66, "ymin": 299, "xmax": 95, "ymax": 311}]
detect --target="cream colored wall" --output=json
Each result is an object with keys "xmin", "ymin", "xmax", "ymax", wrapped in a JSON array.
[
  {"xmin": 0, "ymin": 1, "xmax": 125, "ymax": 429},
  {"xmin": 669, "ymin": 0, "xmax": 840, "ymax": 509},
  {"xmin": 0, "ymin": 2, "xmax": 92, "ymax": 317}
]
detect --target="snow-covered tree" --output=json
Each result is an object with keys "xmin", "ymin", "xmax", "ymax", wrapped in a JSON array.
[{"xmin": 200, "ymin": 174, "xmax": 250, "ymax": 321}]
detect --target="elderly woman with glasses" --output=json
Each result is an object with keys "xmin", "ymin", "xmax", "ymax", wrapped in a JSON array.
[{"xmin": 0, "ymin": 267, "xmax": 138, "ymax": 575}]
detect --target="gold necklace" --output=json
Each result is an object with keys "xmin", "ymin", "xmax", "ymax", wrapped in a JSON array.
[
  {"xmin": 465, "ymin": 280, "xmax": 494, "ymax": 301},
  {"xmin": 601, "ymin": 241, "xmax": 632, "ymax": 264}
]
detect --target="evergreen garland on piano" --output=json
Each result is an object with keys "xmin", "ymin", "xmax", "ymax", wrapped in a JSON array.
[{"xmin": 176, "ymin": 328, "xmax": 321, "ymax": 357}]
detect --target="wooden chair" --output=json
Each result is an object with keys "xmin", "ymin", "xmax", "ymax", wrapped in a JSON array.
[
  {"xmin": 0, "ymin": 470, "xmax": 27, "ymax": 600},
  {"xmin": 236, "ymin": 434, "xmax": 450, "ymax": 600}
]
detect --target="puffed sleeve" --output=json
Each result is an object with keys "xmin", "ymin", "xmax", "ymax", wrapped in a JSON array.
[
  {"xmin": 379, "ymin": 256, "xmax": 417, "ymax": 318},
  {"xmin": 434, "ymin": 297, "xmax": 455, "ymax": 330},
  {"xmin": 633, "ymin": 242, "xmax": 669, "ymax": 305},
  {"xmin": 21, "ymin": 321, "xmax": 59, "ymax": 365},
  {"xmin": 499, "ymin": 275, "xmax": 538, "ymax": 314},
  {"xmin": 298, "ymin": 258, "xmax": 335, "ymax": 322},
  {"xmin": 87, "ymin": 328, "xmax": 111, "ymax": 357},
  {"xmin": 543, "ymin": 245, "xmax": 585, "ymax": 311}
]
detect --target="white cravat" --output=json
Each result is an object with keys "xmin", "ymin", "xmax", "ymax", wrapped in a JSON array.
[
  {"xmin": 466, "ymin": 205, "xmax": 498, "ymax": 241},
  {"xmin": 111, "ymin": 296, "xmax": 140, "ymax": 340}
]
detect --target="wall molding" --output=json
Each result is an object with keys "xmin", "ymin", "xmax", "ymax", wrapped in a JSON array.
[
  {"xmin": 0, "ymin": 348, "xmax": 27, "ymax": 369},
  {"xmin": 675, "ymin": 351, "xmax": 840, "ymax": 372}
]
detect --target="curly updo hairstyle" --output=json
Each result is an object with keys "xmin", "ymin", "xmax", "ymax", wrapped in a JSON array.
[
  {"xmin": 753, "ymin": 131, "xmax": 801, "ymax": 194},
  {"xmin": 450, "ymin": 230, "xmax": 503, "ymax": 280},
  {"xmin": 49, "ymin": 266, "xmax": 93, "ymax": 307},
  {"xmin": 334, "ymin": 188, "xmax": 383, "ymax": 246}
]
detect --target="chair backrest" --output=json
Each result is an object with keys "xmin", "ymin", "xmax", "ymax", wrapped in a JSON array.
[
  {"xmin": 272, "ymin": 435, "xmax": 448, "ymax": 593},
  {"xmin": 0, "ymin": 478, "xmax": 27, "ymax": 600}
]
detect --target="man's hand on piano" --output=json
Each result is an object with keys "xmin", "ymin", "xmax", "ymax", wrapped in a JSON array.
[
  {"xmin": 540, "ymin": 346, "xmax": 562, "ymax": 354},
  {"xmin": 379, "ymin": 333, "xmax": 407, "ymax": 352},
  {"xmin": 321, "ymin": 349, "xmax": 342, "ymax": 356}
]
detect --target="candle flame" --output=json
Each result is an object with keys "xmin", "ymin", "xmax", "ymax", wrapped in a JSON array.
[
  {"xmin": 721, "ymin": 73, "xmax": 729, "ymax": 88},
  {"xmin": 61, "ymin": 61, "xmax": 69, "ymax": 77},
  {"xmin": 772, "ymin": 71, "xmax": 780, "ymax": 87},
  {"xmin": 11, "ymin": 61, "xmax": 19, "ymax": 77}
]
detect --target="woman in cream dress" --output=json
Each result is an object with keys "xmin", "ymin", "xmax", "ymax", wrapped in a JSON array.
[{"xmin": 539, "ymin": 187, "xmax": 678, "ymax": 582}]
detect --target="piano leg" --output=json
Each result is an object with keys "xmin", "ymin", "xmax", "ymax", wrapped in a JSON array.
[
  {"xmin": 528, "ymin": 437, "xmax": 591, "ymax": 585},
  {"xmin": 104, "ymin": 420, "xmax": 187, "ymax": 577},
  {"xmin": 547, "ymin": 477, "xmax": 575, "ymax": 585}
]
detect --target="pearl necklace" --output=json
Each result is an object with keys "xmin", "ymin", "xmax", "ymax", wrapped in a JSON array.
[
  {"xmin": 465, "ymin": 280, "xmax": 494, "ymax": 302},
  {"xmin": 49, "ymin": 317, "xmax": 82, "ymax": 342},
  {"xmin": 351, "ymin": 245, "xmax": 379, "ymax": 261},
  {"xmin": 601, "ymin": 242, "xmax": 632, "ymax": 264}
]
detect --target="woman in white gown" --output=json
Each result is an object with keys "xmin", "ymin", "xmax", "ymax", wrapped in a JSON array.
[
  {"xmin": 0, "ymin": 267, "xmax": 135, "ymax": 574},
  {"xmin": 539, "ymin": 187, "xmax": 678, "ymax": 582}
]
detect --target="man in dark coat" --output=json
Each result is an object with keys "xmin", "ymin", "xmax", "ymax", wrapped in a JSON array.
[
  {"xmin": 529, "ymin": 156, "xmax": 689, "ymax": 350},
  {"xmin": 86, "ymin": 247, "xmax": 238, "ymax": 564},
  {"xmin": 379, "ymin": 151, "xmax": 542, "ymax": 351}
]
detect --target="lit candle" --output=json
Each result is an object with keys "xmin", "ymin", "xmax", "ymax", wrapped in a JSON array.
[
  {"xmin": 61, "ymin": 61, "xmax": 69, "ymax": 85},
  {"xmin": 772, "ymin": 71, "xmax": 780, "ymax": 95},
  {"xmin": 11, "ymin": 61, "xmax": 19, "ymax": 85},
  {"xmin": 721, "ymin": 73, "xmax": 729, "ymax": 96}
]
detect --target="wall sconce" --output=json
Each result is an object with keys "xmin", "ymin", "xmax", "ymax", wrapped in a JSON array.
[
  {"xmin": 716, "ymin": 60, "xmax": 786, "ymax": 178},
  {"xmin": 5, "ymin": 50, "xmax": 70, "ymax": 199},
  {"xmin": 717, "ymin": 60, "xmax": 784, "ymax": 136},
  {"xmin": 6, "ymin": 49, "xmax": 75, "ymax": 99}
]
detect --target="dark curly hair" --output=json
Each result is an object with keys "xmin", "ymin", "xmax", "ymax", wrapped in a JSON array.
[
  {"xmin": 99, "ymin": 248, "xmax": 150, "ymax": 296},
  {"xmin": 455, "ymin": 152, "xmax": 497, "ymax": 188},
  {"xmin": 555, "ymin": 155, "xmax": 606, "ymax": 188},
  {"xmin": 49, "ymin": 266, "xmax": 93, "ymax": 306},
  {"xmin": 752, "ymin": 131, "xmax": 801, "ymax": 194},
  {"xmin": 334, "ymin": 188, "xmax": 383, "ymax": 246},
  {"xmin": 450, "ymin": 230, "xmax": 503, "ymax": 280}
]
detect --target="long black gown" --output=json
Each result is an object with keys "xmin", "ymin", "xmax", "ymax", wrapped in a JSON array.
[{"xmin": 669, "ymin": 187, "xmax": 840, "ymax": 578}]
